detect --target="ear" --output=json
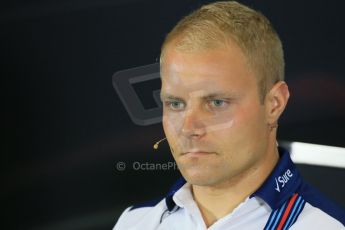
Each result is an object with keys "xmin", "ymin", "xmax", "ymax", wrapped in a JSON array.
[{"xmin": 265, "ymin": 81, "xmax": 290, "ymax": 124}]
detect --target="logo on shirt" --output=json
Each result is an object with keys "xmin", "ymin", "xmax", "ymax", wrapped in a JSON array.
[{"xmin": 274, "ymin": 169, "xmax": 293, "ymax": 192}]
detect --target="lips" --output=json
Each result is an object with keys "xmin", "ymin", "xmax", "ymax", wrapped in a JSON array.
[{"xmin": 181, "ymin": 150, "xmax": 214, "ymax": 156}]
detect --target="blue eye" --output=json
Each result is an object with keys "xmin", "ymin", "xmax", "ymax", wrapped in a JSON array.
[
  {"xmin": 210, "ymin": 99, "xmax": 226, "ymax": 107},
  {"xmin": 165, "ymin": 101, "xmax": 185, "ymax": 110}
]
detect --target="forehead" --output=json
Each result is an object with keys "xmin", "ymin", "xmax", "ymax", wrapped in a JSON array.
[{"xmin": 160, "ymin": 44, "xmax": 257, "ymax": 98}]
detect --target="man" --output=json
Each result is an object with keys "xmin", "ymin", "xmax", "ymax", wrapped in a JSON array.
[{"xmin": 114, "ymin": 1, "xmax": 345, "ymax": 229}]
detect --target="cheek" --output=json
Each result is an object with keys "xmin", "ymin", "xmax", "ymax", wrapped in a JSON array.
[
  {"xmin": 204, "ymin": 111, "xmax": 235, "ymax": 134},
  {"xmin": 162, "ymin": 113, "xmax": 183, "ymax": 155},
  {"xmin": 162, "ymin": 112, "xmax": 182, "ymax": 139},
  {"xmin": 213, "ymin": 106, "xmax": 261, "ymax": 140},
  {"xmin": 222, "ymin": 105, "xmax": 266, "ymax": 145}
]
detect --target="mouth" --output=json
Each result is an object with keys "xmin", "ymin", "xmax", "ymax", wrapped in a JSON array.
[{"xmin": 181, "ymin": 150, "xmax": 215, "ymax": 157}]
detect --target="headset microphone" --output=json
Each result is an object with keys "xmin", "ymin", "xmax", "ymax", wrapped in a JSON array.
[{"xmin": 153, "ymin": 137, "xmax": 167, "ymax": 150}]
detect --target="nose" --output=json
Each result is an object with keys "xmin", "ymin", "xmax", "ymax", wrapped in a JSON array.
[{"xmin": 181, "ymin": 105, "xmax": 206, "ymax": 139}]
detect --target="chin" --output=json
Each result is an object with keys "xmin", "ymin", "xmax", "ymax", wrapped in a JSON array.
[{"xmin": 181, "ymin": 169, "xmax": 223, "ymax": 186}]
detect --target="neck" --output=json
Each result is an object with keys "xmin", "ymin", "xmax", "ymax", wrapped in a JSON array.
[{"xmin": 192, "ymin": 139, "xmax": 279, "ymax": 227}]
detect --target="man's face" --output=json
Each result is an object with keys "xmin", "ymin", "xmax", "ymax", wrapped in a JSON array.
[{"xmin": 160, "ymin": 42, "xmax": 270, "ymax": 186}]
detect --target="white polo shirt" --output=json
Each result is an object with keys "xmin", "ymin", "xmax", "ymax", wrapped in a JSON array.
[{"xmin": 113, "ymin": 147, "xmax": 345, "ymax": 229}]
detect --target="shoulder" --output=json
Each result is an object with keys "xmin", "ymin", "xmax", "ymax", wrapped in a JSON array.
[
  {"xmin": 113, "ymin": 197, "xmax": 166, "ymax": 230},
  {"xmin": 291, "ymin": 202, "xmax": 344, "ymax": 229},
  {"xmin": 297, "ymin": 181, "xmax": 345, "ymax": 227}
]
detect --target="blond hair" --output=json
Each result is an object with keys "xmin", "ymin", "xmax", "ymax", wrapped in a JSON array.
[{"xmin": 160, "ymin": 1, "xmax": 284, "ymax": 103}]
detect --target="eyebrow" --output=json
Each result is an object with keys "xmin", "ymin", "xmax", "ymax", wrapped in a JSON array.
[{"xmin": 160, "ymin": 92, "xmax": 240, "ymax": 101}]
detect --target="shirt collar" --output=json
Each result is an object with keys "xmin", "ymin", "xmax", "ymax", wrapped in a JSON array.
[
  {"xmin": 251, "ymin": 147, "xmax": 302, "ymax": 210},
  {"xmin": 165, "ymin": 147, "xmax": 302, "ymax": 211},
  {"xmin": 165, "ymin": 176, "xmax": 186, "ymax": 211}
]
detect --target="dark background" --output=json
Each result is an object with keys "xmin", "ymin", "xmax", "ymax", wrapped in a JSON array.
[{"xmin": 2, "ymin": 0, "xmax": 345, "ymax": 229}]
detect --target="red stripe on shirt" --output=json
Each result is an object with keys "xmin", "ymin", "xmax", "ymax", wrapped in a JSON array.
[{"xmin": 277, "ymin": 193, "xmax": 299, "ymax": 230}]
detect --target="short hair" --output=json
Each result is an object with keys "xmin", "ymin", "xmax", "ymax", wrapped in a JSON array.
[{"xmin": 160, "ymin": 1, "xmax": 284, "ymax": 103}]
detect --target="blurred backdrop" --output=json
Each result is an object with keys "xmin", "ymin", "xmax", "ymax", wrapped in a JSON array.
[{"xmin": 2, "ymin": 0, "xmax": 345, "ymax": 229}]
